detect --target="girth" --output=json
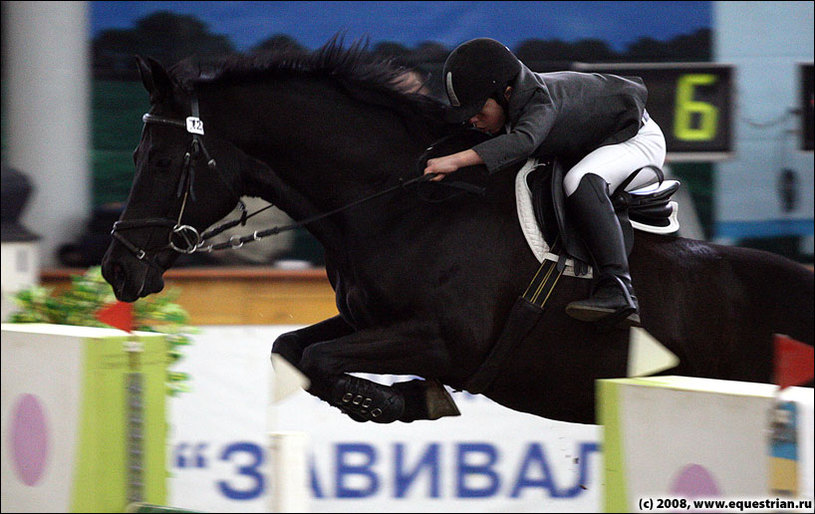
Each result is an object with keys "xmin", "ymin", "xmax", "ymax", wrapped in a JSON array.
[{"xmin": 465, "ymin": 242, "xmax": 564, "ymax": 394}]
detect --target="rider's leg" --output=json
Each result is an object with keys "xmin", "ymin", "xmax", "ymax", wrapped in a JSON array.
[
  {"xmin": 562, "ymin": 116, "xmax": 666, "ymax": 197},
  {"xmin": 562, "ymin": 116, "xmax": 666, "ymax": 326},
  {"xmin": 564, "ymin": 173, "xmax": 640, "ymax": 326}
]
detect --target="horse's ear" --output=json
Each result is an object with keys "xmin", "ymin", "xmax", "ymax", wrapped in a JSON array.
[{"xmin": 134, "ymin": 55, "xmax": 174, "ymax": 103}]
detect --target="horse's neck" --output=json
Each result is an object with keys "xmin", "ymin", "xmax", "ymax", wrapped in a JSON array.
[
  {"xmin": 205, "ymin": 80, "xmax": 443, "ymax": 250},
  {"xmin": 243, "ymin": 158, "xmax": 340, "ymax": 240}
]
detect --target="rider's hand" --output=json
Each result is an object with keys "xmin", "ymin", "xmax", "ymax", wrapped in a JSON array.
[
  {"xmin": 424, "ymin": 149, "xmax": 484, "ymax": 181},
  {"xmin": 424, "ymin": 155, "xmax": 460, "ymax": 181}
]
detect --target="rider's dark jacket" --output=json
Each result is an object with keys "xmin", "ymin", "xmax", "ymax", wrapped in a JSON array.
[{"xmin": 472, "ymin": 65, "xmax": 649, "ymax": 173}]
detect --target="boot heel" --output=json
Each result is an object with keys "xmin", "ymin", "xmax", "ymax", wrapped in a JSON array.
[{"xmin": 596, "ymin": 307, "xmax": 640, "ymax": 330}]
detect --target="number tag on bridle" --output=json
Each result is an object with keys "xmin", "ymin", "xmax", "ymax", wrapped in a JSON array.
[{"xmin": 186, "ymin": 117, "xmax": 204, "ymax": 135}]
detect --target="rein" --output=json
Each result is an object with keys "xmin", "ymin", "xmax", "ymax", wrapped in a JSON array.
[
  {"xmin": 112, "ymin": 96, "xmax": 440, "ymax": 267},
  {"xmin": 195, "ymin": 173, "xmax": 436, "ymax": 253}
]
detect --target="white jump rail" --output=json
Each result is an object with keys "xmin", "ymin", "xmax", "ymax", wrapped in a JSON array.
[{"xmin": 598, "ymin": 375, "xmax": 813, "ymax": 513}]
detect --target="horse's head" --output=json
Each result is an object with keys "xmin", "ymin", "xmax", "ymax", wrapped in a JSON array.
[{"xmin": 102, "ymin": 56, "xmax": 242, "ymax": 301}]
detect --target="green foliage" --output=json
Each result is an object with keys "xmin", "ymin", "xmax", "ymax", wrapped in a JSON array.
[{"xmin": 7, "ymin": 266, "xmax": 196, "ymax": 397}]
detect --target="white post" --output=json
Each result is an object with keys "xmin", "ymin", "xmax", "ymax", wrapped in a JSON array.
[
  {"xmin": 0, "ymin": 242, "xmax": 39, "ymax": 320},
  {"xmin": 267, "ymin": 354, "xmax": 311, "ymax": 512},
  {"xmin": 2, "ymin": 1, "xmax": 92, "ymax": 267},
  {"xmin": 267, "ymin": 431, "xmax": 310, "ymax": 513}
]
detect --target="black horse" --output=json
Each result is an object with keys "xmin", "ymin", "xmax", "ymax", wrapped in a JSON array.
[{"xmin": 101, "ymin": 40, "xmax": 814, "ymax": 425}]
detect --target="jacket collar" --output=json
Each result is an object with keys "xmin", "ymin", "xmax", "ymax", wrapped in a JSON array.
[{"xmin": 506, "ymin": 65, "xmax": 548, "ymax": 125}]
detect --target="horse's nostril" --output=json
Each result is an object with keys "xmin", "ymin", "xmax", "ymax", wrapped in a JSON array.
[{"xmin": 111, "ymin": 262, "xmax": 125, "ymax": 285}]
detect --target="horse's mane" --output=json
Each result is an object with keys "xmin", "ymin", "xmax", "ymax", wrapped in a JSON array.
[{"xmin": 172, "ymin": 36, "xmax": 449, "ymax": 126}]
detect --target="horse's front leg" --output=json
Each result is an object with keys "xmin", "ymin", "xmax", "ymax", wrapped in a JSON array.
[
  {"xmin": 270, "ymin": 315, "xmax": 354, "ymax": 370},
  {"xmin": 299, "ymin": 322, "xmax": 460, "ymax": 424}
]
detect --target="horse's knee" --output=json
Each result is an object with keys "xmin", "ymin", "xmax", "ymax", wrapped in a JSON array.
[
  {"xmin": 300, "ymin": 344, "xmax": 342, "ymax": 376},
  {"xmin": 271, "ymin": 332, "xmax": 303, "ymax": 366}
]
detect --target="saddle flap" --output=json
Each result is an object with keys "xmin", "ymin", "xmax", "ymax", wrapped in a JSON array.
[
  {"xmin": 546, "ymin": 161, "xmax": 644, "ymax": 273},
  {"xmin": 546, "ymin": 161, "xmax": 595, "ymax": 273},
  {"xmin": 527, "ymin": 163, "xmax": 559, "ymax": 245},
  {"xmin": 517, "ymin": 160, "xmax": 680, "ymax": 275},
  {"xmin": 619, "ymin": 179, "xmax": 681, "ymax": 231},
  {"xmin": 520, "ymin": 160, "xmax": 674, "ymax": 275},
  {"xmin": 628, "ymin": 179, "xmax": 680, "ymax": 202}
]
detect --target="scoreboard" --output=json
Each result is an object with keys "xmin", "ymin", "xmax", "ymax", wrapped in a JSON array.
[{"xmin": 573, "ymin": 62, "xmax": 734, "ymax": 161}]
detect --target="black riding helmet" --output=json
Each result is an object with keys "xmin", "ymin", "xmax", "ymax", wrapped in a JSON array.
[{"xmin": 443, "ymin": 38, "xmax": 522, "ymax": 123}]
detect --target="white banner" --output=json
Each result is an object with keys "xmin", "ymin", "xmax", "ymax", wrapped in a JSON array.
[{"xmin": 168, "ymin": 325, "xmax": 601, "ymax": 512}]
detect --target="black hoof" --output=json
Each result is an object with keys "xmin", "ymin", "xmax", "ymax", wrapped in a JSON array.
[
  {"xmin": 331, "ymin": 375, "xmax": 404, "ymax": 423},
  {"xmin": 393, "ymin": 378, "xmax": 461, "ymax": 422}
]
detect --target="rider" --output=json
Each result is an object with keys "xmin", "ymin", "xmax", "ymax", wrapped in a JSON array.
[{"xmin": 424, "ymin": 38, "xmax": 667, "ymax": 327}]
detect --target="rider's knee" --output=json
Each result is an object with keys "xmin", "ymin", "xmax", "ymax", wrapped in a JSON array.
[{"xmin": 563, "ymin": 169, "xmax": 589, "ymax": 197}]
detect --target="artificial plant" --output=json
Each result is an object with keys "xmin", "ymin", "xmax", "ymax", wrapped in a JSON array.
[{"xmin": 7, "ymin": 266, "xmax": 194, "ymax": 396}]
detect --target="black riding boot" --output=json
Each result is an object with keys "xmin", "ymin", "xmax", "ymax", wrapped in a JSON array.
[{"xmin": 564, "ymin": 173, "xmax": 640, "ymax": 327}]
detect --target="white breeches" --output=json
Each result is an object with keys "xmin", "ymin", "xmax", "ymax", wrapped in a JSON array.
[{"xmin": 563, "ymin": 117, "xmax": 667, "ymax": 197}]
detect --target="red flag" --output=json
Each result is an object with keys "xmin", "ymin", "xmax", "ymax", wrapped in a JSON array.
[
  {"xmin": 774, "ymin": 334, "xmax": 814, "ymax": 389},
  {"xmin": 95, "ymin": 301, "xmax": 134, "ymax": 333}
]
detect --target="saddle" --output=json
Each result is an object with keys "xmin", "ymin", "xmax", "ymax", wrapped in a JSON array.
[{"xmin": 520, "ymin": 158, "xmax": 680, "ymax": 277}]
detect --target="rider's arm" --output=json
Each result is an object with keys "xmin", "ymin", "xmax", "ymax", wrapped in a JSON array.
[
  {"xmin": 424, "ymin": 149, "xmax": 483, "ymax": 180},
  {"xmin": 472, "ymin": 89, "xmax": 554, "ymax": 174}
]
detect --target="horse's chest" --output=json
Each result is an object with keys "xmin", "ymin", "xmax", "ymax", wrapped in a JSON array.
[
  {"xmin": 336, "ymin": 285, "xmax": 365, "ymax": 326},
  {"xmin": 335, "ymin": 273, "xmax": 409, "ymax": 328},
  {"xmin": 334, "ymin": 277, "xmax": 383, "ymax": 328}
]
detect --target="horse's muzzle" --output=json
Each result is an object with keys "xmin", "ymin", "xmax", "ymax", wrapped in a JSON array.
[{"xmin": 101, "ymin": 244, "xmax": 166, "ymax": 302}]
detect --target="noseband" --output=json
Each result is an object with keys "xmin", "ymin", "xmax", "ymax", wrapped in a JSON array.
[{"xmin": 110, "ymin": 96, "xmax": 238, "ymax": 270}]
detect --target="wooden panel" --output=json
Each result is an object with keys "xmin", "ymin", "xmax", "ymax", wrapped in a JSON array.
[{"xmin": 40, "ymin": 267, "xmax": 339, "ymax": 326}]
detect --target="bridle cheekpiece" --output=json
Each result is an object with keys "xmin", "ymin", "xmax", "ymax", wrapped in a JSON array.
[{"xmin": 110, "ymin": 96, "xmax": 228, "ymax": 270}]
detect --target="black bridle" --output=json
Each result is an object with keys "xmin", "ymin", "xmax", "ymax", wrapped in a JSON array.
[
  {"xmin": 111, "ymin": 96, "xmax": 442, "ymax": 271},
  {"xmin": 110, "ymin": 96, "xmax": 238, "ymax": 270}
]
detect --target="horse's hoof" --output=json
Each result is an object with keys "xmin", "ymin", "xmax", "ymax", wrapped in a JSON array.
[
  {"xmin": 423, "ymin": 379, "xmax": 461, "ymax": 420},
  {"xmin": 620, "ymin": 311, "xmax": 641, "ymax": 327},
  {"xmin": 331, "ymin": 375, "xmax": 404, "ymax": 423},
  {"xmin": 392, "ymin": 378, "xmax": 461, "ymax": 422}
]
